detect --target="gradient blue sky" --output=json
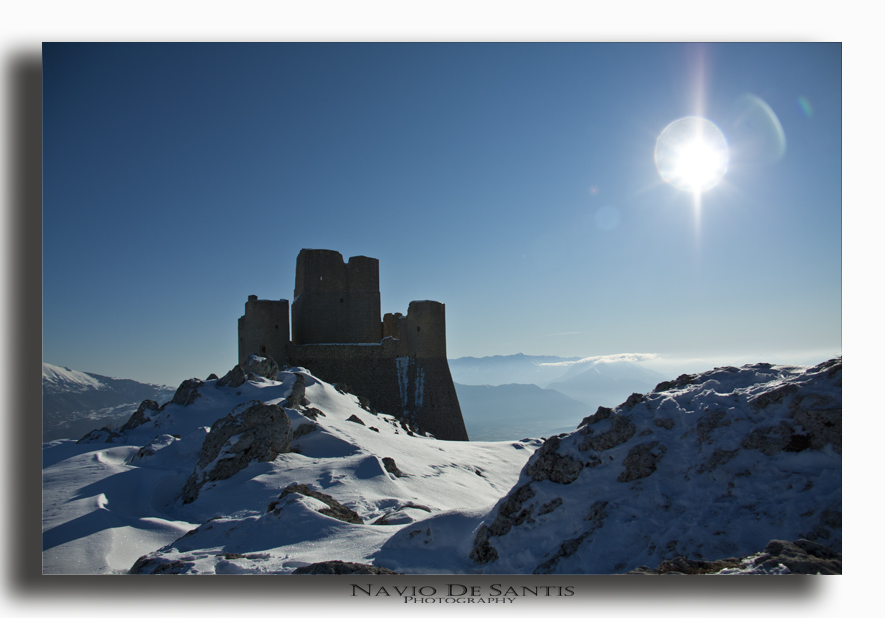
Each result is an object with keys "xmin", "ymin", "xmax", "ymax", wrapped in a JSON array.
[{"xmin": 43, "ymin": 43, "xmax": 841, "ymax": 386}]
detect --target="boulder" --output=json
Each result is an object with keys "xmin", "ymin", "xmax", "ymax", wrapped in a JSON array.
[
  {"xmin": 216, "ymin": 364, "xmax": 247, "ymax": 388},
  {"xmin": 285, "ymin": 373, "xmax": 310, "ymax": 408},
  {"xmin": 243, "ymin": 354, "xmax": 278, "ymax": 381},
  {"xmin": 171, "ymin": 378, "xmax": 203, "ymax": 407},
  {"xmin": 268, "ymin": 483, "xmax": 363, "ymax": 524},
  {"xmin": 180, "ymin": 401, "xmax": 293, "ymax": 504},
  {"xmin": 118, "ymin": 399, "xmax": 160, "ymax": 433}
]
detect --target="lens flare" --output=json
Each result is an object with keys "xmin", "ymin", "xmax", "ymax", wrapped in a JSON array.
[{"xmin": 655, "ymin": 116, "xmax": 729, "ymax": 194}]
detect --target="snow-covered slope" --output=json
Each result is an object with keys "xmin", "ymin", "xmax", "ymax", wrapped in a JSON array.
[
  {"xmin": 42, "ymin": 367, "xmax": 540, "ymax": 574},
  {"xmin": 42, "ymin": 358, "xmax": 842, "ymax": 575},
  {"xmin": 468, "ymin": 358, "xmax": 842, "ymax": 574},
  {"xmin": 42, "ymin": 363, "xmax": 177, "ymax": 441}
]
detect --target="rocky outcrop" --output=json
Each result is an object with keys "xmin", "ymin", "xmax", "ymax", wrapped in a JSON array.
[
  {"xmin": 382, "ymin": 457, "xmax": 404, "ymax": 478},
  {"xmin": 129, "ymin": 556, "xmax": 196, "ymax": 575},
  {"xmin": 118, "ymin": 399, "xmax": 160, "ymax": 433},
  {"xmin": 216, "ymin": 365, "xmax": 247, "ymax": 388},
  {"xmin": 268, "ymin": 483, "xmax": 363, "ymax": 524},
  {"xmin": 471, "ymin": 358, "xmax": 842, "ymax": 574},
  {"xmin": 285, "ymin": 373, "xmax": 311, "ymax": 408},
  {"xmin": 628, "ymin": 539, "xmax": 841, "ymax": 575},
  {"xmin": 171, "ymin": 378, "xmax": 204, "ymax": 407},
  {"xmin": 292, "ymin": 560, "xmax": 398, "ymax": 575},
  {"xmin": 243, "ymin": 354, "xmax": 279, "ymax": 381},
  {"xmin": 180, "ymin": 402, "xmax": 293, "ymax": 504},
  {"xmin": 76, "ymin": 427, "xmax": 122, "ymax": 444}
]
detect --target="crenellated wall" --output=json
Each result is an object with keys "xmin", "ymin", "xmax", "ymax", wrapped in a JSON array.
[{"xmin": 238, "ymin": 248, "xmax": 468, "ymax": 441}]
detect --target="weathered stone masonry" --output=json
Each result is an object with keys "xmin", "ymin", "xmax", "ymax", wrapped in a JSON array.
[{"xmin": 238, "ymin": 249, "xmax": 469, "ymax": 441}]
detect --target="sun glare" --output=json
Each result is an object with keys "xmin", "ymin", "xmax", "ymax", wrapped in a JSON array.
[{"xmin": 655, "ymin": 116, "xmax": 729, "ymax": 194}]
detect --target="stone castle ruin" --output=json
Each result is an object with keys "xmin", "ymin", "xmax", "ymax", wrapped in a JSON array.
[{"xmin": 238, "ymin": 249, "xmax": 469, "ymax": 441}]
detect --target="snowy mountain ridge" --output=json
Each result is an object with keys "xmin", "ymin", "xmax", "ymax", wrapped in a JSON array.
[
  {"xmin": 42, "ymin": 362, "xmax": 177, "ymax": 441},
  {"xmin": 469, "ymin": 357, "xmax": 842, "ymax": 574},
  {"xmin": 42, "ymin": 357, "xmax": 841, "ymax": 575}
]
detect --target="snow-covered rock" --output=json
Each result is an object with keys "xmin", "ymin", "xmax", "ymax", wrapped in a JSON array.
[
  {"xmin": 471, "ymin": 358, "xmax": 842, "ymax": 574},
  {"xmin": 180, "ymin": 401, "xmax": 294, "ymax": 504}
]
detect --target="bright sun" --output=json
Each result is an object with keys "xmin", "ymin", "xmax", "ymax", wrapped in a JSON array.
[{"xmin": 655, "ymin": 116, "xmax": 729, "ymax": 194}]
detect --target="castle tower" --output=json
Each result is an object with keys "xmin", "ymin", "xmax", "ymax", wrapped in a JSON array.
[
  {"xmin": 238, "ymin": 295, "xmax": 290, "ymax": 366},
  {"xmin": 291, "ymin": 249, "xmax": 382, "ymax": 344}
]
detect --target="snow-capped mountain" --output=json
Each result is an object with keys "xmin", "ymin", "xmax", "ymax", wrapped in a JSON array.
[
  {"xmin": 42, "ymin": 363, "xmax": 177, "ymax": 441},
  {"xmin": 450, "ymin": 353, "xmax": 668, "ymax": 413},
  {"xmin": 42, "ymin": 357, "xmax": 841, "ymax": 575},
  {"xmin": 544, "ymin": 360, "xmax": 668, "ymax": 407},
  {"xmin": 469, "ymin": 358, "xmax": 842, "ymax": 574}
]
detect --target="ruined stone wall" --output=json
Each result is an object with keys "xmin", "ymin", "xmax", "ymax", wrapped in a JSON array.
[
  {"xmin": 241, "ymin": 248, "xmax": 467, "ymax": 441},
  {"xmin": 291, "ymin": 249, "xmax": 382, "ymax": 344},
  {"xmin": 238, "ymin": 296, "xmax": 290, "ymax": 366},
  {"xmin": 285, "ymin": 337, "xmax": 468, "ymax": 441}
]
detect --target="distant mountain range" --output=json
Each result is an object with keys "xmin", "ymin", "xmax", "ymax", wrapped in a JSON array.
[
  {"xmin": 448, "ymin": 353, "xmax": 582, "ymax": 387},
  {"xmin": 455, "ymin": 382, "xmax": 592, "ymax": 441},
  {"xmin": 42, "ymin": 363, "xmax": 176, "ymax": 441},
  {"xmin": 450, "ymin": 354, "xmax": 669, "ymax": 438}
]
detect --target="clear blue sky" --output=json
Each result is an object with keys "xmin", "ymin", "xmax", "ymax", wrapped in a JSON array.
[{"xmin": 42, "ymin": 43, "xmax": 841, "ymax": 386}]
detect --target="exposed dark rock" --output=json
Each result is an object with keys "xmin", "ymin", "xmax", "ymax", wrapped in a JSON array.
[
  {"xmin": 579, "ymin": 415, "xmax": 635, "ymax": 451},
  {"xmin": 790, "ymin": 393, "xmax": 841, "ymax": 453},
  {"xmin": 696, "ymin": 448, "xmax": 740, "ymax": 474},
  {"xmin": 533, "ymin": 502, "xmax": 608, "ymax": 573},
  {"xmin": 618, "ymin": 441, "xmax": 667, "ymax": 482},
  {"xmin": 216, "ymin": 365, "xmax": 247, "ymax": 389},
  {"xmin": 627, "ymin": 539, "xmax": 841, "ymax": 574},
  {"xmin": 285, "ymin": 373, "xmax": 311, "ymax": 408},
  {"xmin": 751, "ymin": 383, "xmax": 799, "ymax": 410},
  {"xmin": 382, "ymin": 457, "xmax": 404, "ymax": 477},
  {"xmin": 653, "ymin": 374, "xmax": 696, "ymax": 393},
  {"xmin": 118, "ymin": 399, "xmax": 160, "ymax": 433},
  {"xmin": 372, "ymin": 502, "xmax": 432, "ymax": 525},
  {"xmin": 243, "ymin": 354, "xmax": 279, "ymax": 381},
  {"xmin": 292, "ymin": 560, "xmax": 399, "ymax": 575},
  {"xmin": 346, "ymin": 414, "xmax": 366, "ymax": 426},
  {"xmin": 206, "ymin": 373, "xmax": 219, "ymax": 381},
  {"xmin": 126, "ymin": 434, "xmax": 177, "ymax": 465},
  {"xmin": 696, "ymin": 410, "xmax": 730, "ymax": 445},
  {"xmin": 300, "ymin": 407, "xmax": 325, "ymax": 421},
  {"xmin": 470, "ymin": 525, "xmax": 499, "ymax": 564},
  {"xmin": 578, "ymin": 406, "xmax": 612, "ymax": 428},
  {"xmin": 526, "ymin": 436, "xmax": 583, "ymax": 484},
  {"xmin": 292, "ymin": 423, "xmax": 318, "ymax": 439},
  {"xmin": 270, "ymin": 483, "xmax": 363, "ymax": 524},
  {"xmin": 171, "ymin": 378, "xmax": 203, "ymax": 407},
  {"xmin": 76, "ymin": 427, "xmax": 121, "ymax": 444},
  {"xmin": 180, "ymin": 401, "xmax": 293, "ymax": 504},
  {"xmin": 471, "ymin": 483, "xmax": 538, "ymax": 563},
  {"xmin": 129, "ymin": 556, "xmax": 196, "ymax": 574},
  {"xmin": 741, "ymin": 421, "xmax": 797, "ymax": 455},
  {"xmin": 624, "ymin": 393, "xmax": 646, "ymax": 408},
  {"xmin": 654, "ymin": 418, "xmax": 675, "ymax": 430},
  {"xmin": 539, "ymin": 497, "xmax": 563, "ymax": 515}
]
